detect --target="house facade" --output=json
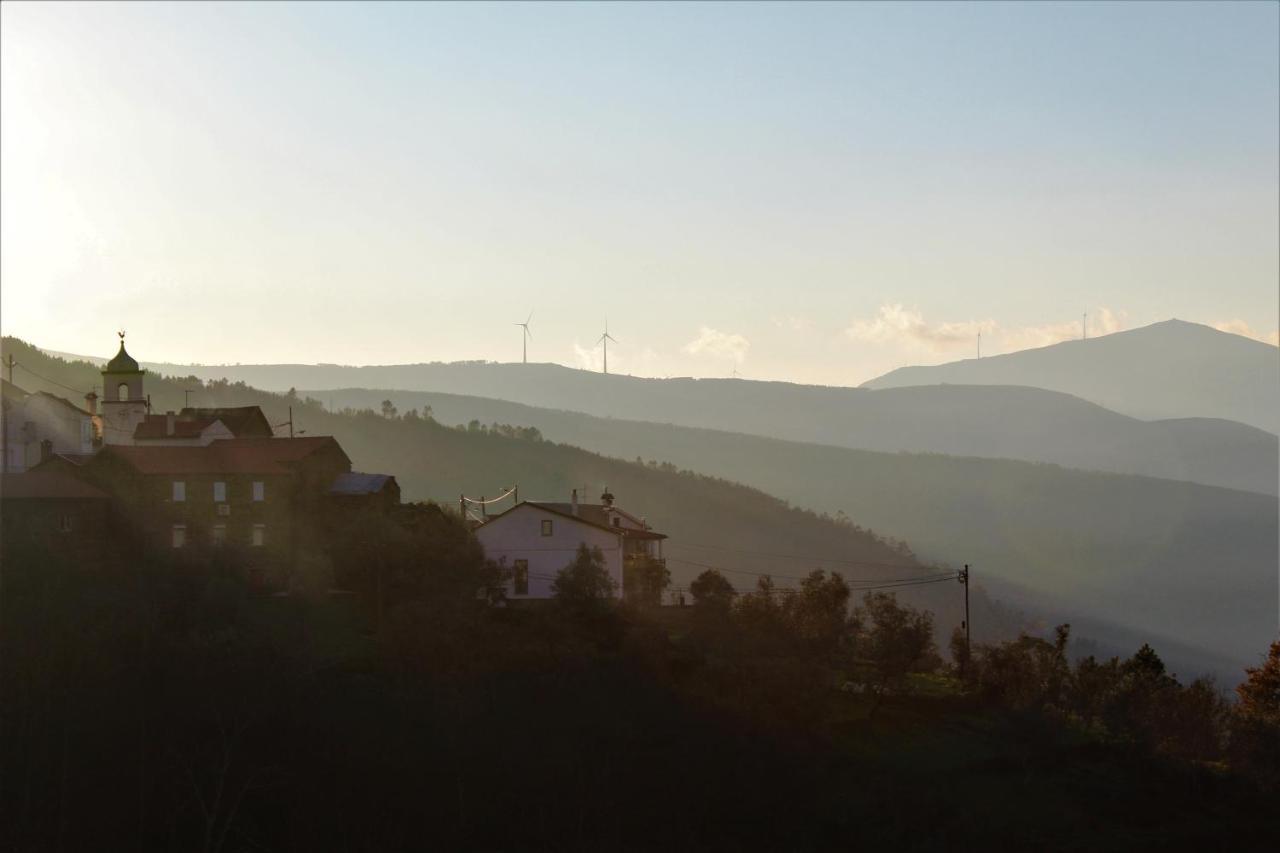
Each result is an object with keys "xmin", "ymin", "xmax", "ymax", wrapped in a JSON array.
[
  {"xmin": 0, "ymin": 472, "xmax": 112, "ymax": 563},
  {"xmin": 475, "ymin": 489, "xmax": 666, "ymax": 601}
]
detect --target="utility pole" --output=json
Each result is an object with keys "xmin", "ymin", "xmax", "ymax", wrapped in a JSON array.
[
  {"xmin": 288, "ymin": 406, "xmax": 293, "ymax": 439},
  {"xmin": 1, "ymin": 356, "xmax": 10, "ymax": 473},
  {"xmin": 1082, "ymin": 313, "xmax": 1087, "ymax": 341},
  {"xmin": 4, "ymin": 354, "xmax": 14, "ymax": 384},
  {"xmin": 958, "ymin": 564, "xmax": 972, "ymax": 679},
  {"xmin": 976, "ymin": 332, "xmax": 981, "ymax": 359},
  {"xmin": 183, "ymin": 389, "xmax": 193, "ymax": 409}
]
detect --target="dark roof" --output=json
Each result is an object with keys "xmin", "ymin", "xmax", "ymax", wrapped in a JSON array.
[
  {"xmin": 1, "ymin": 472, "xmax": 110, "ymax": 500},
  {"xmin": 485, "ymin": 501, "xmax": 666, "ymax": 539},
  {"xmin": 133, "ymin": 415, "xmax": 218, "ymax": 440},
  {"xmin": 99, "ymin": 436, "xmax": 348, "ymax": 475},
  {"xmin": 2, "ymin": 378, "xmax": 30, "ymax": 405},
  {"xmin": 179, "ymin": 407, "xmax": 274, "ymax": 437},
  {"xmin": 104, "ymin": 341, "xmax": 142, "ymax": 374},
  {"xmin": 329, "ymin": 472, "xmax": 397, "ymax": 495}
]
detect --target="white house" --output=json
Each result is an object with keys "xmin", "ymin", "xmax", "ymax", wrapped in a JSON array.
[
  {"xmin": 475, "ymin": 489, "xmax": 667, "ymax": 600},
  {"xmin": 1, "ymin": 379, "xmax": 97, "ymax": 473}
]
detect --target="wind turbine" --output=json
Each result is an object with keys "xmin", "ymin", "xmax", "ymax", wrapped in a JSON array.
[
  {"xmin": 515, "ymin": 311, "xmax": 533, "ymax": 364},
  {"xmin": 597, "ymin": 320, "xmax": 618, "ymax": 375}
]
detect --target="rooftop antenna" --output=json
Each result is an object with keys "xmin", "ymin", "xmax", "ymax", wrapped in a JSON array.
[
  {"xmin": 515, "ymin": 310, "xmax": 533, "ymax": 364},
  {"xmin": 597, "ymin": 319, "xmax": 618, "ymax": 375}
]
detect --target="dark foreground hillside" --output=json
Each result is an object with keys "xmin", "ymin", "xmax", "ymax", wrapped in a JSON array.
[{"xmin": 3, "ymin": 533, "xmax": 1276, "ymax": 853}]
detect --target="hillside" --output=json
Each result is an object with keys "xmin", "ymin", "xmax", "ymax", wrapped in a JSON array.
[
  {"xmin": 5, "ymin": 337, "xmax": 1273, "ymax": 682},
  {"xmin": 46, "ymin": 338, "xmax": 1279, "ymax": 495},
  {"xmin": 300, "ymin": 385, "xmax": 1278, "ymax": 676},
  {"xmin": 864, "ymin": 319, "xmax": 1280, "ymax": 434}
]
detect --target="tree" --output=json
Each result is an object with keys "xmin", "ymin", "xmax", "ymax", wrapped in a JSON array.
[
  {"xmin": 623, "ymin": 556, "xmax": 671, "ymax": 608},
  {"xmin": 380, "ymin": 399, "xmax": 398, "ymax": 419},
  {"xmin": 1231, "ymin": 641, "xmax": 1280, "ymax": 788},
  {"xmin": 782, "ymin": 570, "xmax": 851, "ymax": 659},
  {"xmin": 552, "ymin": 544, "xmax": 617, "ymax": 609},
  {"xmin": 851, "ymin": 592, "xmax": 939, "ymax": 698},
  {"xmin": 689, "ymin": 569, "xmax": 735, "ymax": 617}
]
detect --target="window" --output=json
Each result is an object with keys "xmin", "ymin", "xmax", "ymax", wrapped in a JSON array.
[
  {"xmin": 59, "ymin": 514, "xmax": 73, "ymax": 533},
  {"xmin": 251, "ymin": 524, "xmax": 265, "ymax": 547},
  {"xmin": 117, "ymin": 382, "xmax": 129, "ymax": 401},
  {"xmin": 213, "ymin": 481, "xmax": 226, "ymax": 503},
  {"xmin": 513, "ymin": 559, "xmax": 529, "ymax": 595},
  {"xmin": 612, "ymin": 517, "xmax": 621, "ymax": 527},
  {"xmin": 172, "ymin": 481, "xmax": 186, "ymax": 502},
  {"xmin": 171, "ymin": 524, "xmax": 186, "ymax": 549},
  {"xmin": 211, "ymin": 524, "xmax": 227, "ymax": 545},
  {"xmin": 540, "ymin": 519, "xmax": 553, "ymax": 537},
  {"xmin": 252, "ymin": 481, "xmax": 265, "ymax": 502}
]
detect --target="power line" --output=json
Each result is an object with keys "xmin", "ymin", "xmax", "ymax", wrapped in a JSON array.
[{"xmin": 13, "ymin": 362, "xmax": 98, "ymax": 398}]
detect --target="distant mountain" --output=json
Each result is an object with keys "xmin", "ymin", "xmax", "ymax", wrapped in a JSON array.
[
  {"xmin": 864, "ymin": 319, "xmax": 1280, "ymax": 434},
  {"xmin": 75, "ymin": 343, "xmax": 1277, "ymax": 495}
]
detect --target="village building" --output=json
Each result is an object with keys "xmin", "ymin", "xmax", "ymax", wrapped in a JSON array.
[
  {"xmin": 475, "ymin": 488, "xmax": 666, "ymax": 600},
  {"xmin": 0, "ymin": 471, "xmax": 112, "ymax": 562},
  {"xmin": 1, "ymin": 378, "xmax": 98, "ymax": 473}
]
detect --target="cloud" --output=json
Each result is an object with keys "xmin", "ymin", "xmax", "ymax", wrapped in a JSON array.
[
  {"xmin": 1212, "ymin": 320, "xmax": 1280, "ymax": 347},
  {"xmin": 845, "ymin": 304, "xmax": 996, "ymax": 351},
  {"xmin": 845, "ymin": 304, "xmax": 1126, "ymax": 354},
  {"xmin": 683, "ymin": 326, "xmax": 750, "ymax": 363},
  {"xmin": 1001, "ymin": 307, "xmax": 1125, "ymax": 351}
]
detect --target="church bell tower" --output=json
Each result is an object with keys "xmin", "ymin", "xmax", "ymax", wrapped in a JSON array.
[{"xmin": 100, "ymin": 332, "xmax": 148, "ymax": 445}]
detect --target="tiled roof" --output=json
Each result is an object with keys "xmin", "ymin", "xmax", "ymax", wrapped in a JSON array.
[
  {"xmin": 1, "ymin": 472, "xmax": 110, "ymax": 500},
  {"xmin": 329, "ymin": 472, "xmax": 396, "ymax": 495},
  {"xmin": 100, "ymin": 436, "xmax": 347, "ymax": 475},
  {"xmin": 134, "ymin": 416, "xmax": 218, "ymax": 439},
  {"xmin": 178, "ymin": 407, "xmax": 274, "ymax": 437},
  {"xmin": 488, "ymin": 501, "xmax": 667, "ymax": 539}
]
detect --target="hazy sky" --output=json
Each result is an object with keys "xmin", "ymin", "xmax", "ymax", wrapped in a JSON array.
[{"xmin": 3, "ymin": 1, "xmax": 1277, "ymax": 384}]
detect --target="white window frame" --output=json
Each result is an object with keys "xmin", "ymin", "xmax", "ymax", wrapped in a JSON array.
[
  {"xmin": 251, "ymin": 524, "xmax": 265, "ymax": 547},
  {"xmin": 213, "ymin": 481, "xmax": 227, "ymax": 503},
  {"xmin": 171, "ymin": 524, "xmax": 186, "ymax": 549},
  {"xmin": 252, "ymin": 481, "xmax": 265, "ymax": 502},
  {"xmin": 172, "ymin": 481, "xmax": 186, "ymax": 502},
  {"xmin": 540, "ymin": 519, "xmax": 553, "ymax": 537}
]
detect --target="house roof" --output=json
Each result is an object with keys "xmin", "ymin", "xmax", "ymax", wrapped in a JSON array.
[
  {"xmin": 133, "ymin": 415, "xmax": 221, "ymax": 440},
  {"xmin": 178, "ymin": 406, "xmax": 274, "ymax": 437},
  {"xmin": 484, "ymin": 501, "xmax": 667, "ymax": 539},
  {"xmin": 1, "ymin": 378, "xmax": 30, "ymax": 405},
  {"xmin": 99, "ymin": 436, "xmax": 348, "ymax": 475},
  {"xmin": 329, "ymin": 472, "xmax": 397, "ymax": 495},
  {"xmin": 32, "ymin": 391, "xmax": 93, "ymax": 417},
  {"xmin": 1, "ymin": 472, "xmax": 110, "ymax": 501}
]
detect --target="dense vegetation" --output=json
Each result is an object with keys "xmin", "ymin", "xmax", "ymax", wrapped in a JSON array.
[{"xmin": 3, "ymin": 512, "xmax": 1276, "ymax": 852}]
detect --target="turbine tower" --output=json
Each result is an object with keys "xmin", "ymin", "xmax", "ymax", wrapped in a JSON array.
[
  {"xmin": 597, "ymin": 320, "xmax": 618, "ymax": 375},
  {"xmin": 515, "ymin": 311, "xmax": 533, "ymax": 364}
]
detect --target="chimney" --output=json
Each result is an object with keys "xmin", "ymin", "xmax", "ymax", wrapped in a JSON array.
[
  {"xmin": 84, "ymin": 391, "xmax": 98, "ymax": 416},
  {"xmin": 600, "ymin": 487, "xmax": 614, "ymax": 508},
  {"xmin": 165, "ymin": 411, "xmax": 176, "ymax": 436},
  {"xmin": 571, "ymin": 488, "xmax": 579, "ymax": 516},
  {"xmin": 40, "ymin": 439, "xmax": 53, "ymax": 463}
]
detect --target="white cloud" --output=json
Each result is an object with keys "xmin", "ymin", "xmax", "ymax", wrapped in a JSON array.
[
  {"xmin": 1212, "ymin": 320, "xmax": 1280, "ymax": 347},
  {"xmin": 1001, "ymin": 307, "xmax": 1126, "ymax": 351},
  {"xmin": 683, "ymin": 326, "xmax": 750, "ymax": 363},
  {"xmin": 844, "ymin": 304, "xmax": 1126, "ymax": 355},
  {"xmin": 845, "ymin": 304, "xmax": 996, "ymax": 351}
]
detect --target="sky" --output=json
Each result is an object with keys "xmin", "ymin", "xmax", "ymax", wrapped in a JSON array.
[{"xmin": 2, "ymin": 1, "xmax": 1277, "ymax": 384}]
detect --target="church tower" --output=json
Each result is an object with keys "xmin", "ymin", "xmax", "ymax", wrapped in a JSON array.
[{"xmin": 101, "ymin": 332, "xmax": 148, "ymax": 445}]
